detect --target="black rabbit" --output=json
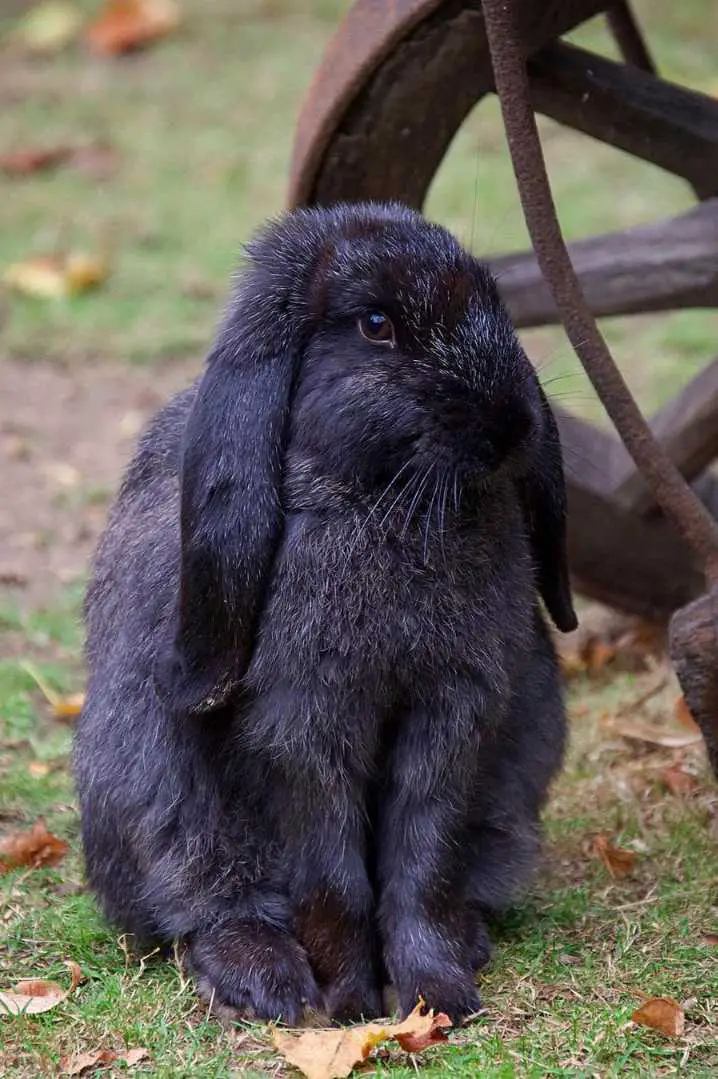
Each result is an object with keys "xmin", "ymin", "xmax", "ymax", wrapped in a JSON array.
[{"xmin": 75, "ymin": 202, "xmax": 577, "ymax": 1027}]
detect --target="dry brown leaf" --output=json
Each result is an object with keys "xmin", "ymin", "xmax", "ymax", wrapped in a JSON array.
[
  {"xmin": 272, "ymin": 1002, "xmax": 451, "ymax": 1079},
  {"xmin": 59, "ymin": 1047, "xmax": 149, "ymax": 1074},
  {"xmin": 609, "ymin": 717, "xmax": 703, "ymax": 749},
  {"xmin": 632, "ymin": 997, "xmax": 685, "ymax": 1037},
  {"xmin": 559, "ymin": 635, "xmax": 616, "ymax": 680},
  {"xmin": 13, "ymin": 1, "xmax": 82, "ymax": 54},
  {"xmin": 4, "ymin": 253, "xmax": 108, "ymax": 299},
  {"xmin": 702, "ymin": 932, "xmax": 718, "ymax": 946},
  {"xmin": 592, "ymin": 835, "xmax": 636, "ymax": 879},
  {"xmin": 84, "ymin": 0, "xmax": 179, "ymax": 55},
  {"xmin": 0, "ymin": 819, "xmax": 69, "ymax": 871},
  {"xmin": 583, "ymin": 638, "xmax": 617, "ymax": 674},
  {"xmin": 0, "ymin": 143, "xmax": 119, "ymax": 180},
  {"xmin": 0, "ymin": 961, "xmax": 82, "ymax": 1016},
  {"xmin": 674, "ymin": 696, "xmax": 701, "ymax": 732},
  {"xmin": 0, "ymin": 147, "xmax": 71, "ymax": 176},
  {"xmin": 660, "ymin": 761, "xmax": 698, "ymax": 796}
]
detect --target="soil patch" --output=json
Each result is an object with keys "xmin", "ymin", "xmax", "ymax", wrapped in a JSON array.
[{"xmin": 0, "ymin": 357, "xmax": 199, "ymax": 608}]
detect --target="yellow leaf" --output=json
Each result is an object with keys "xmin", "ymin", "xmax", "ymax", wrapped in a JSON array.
[
  {"xmin": 19, "ymin": 662, "xmax": 84, "ymax": 719},
  {"xmin": 4, "ymin": 253, "xmax": 108, "ymax": 298},
  {"xmin": 13, "ymin": 2, "xmax": 82, "ymax": 55},
  {"xmin": 53, "ymin": 692, "xmax": 85, "ymax": 720},
  {"xmin": 64, "ymin": 253, "xmax": 109, "ymax": 292},
  {"xmin": 272, "ymin": 1002, "xmax": 451, "ymax": 1079},
  {"xmin": 632, "ymin": 997, "xmax": 685, "ymax": 1037},
  {"xmin": 27, "ymin": 761, "xmax": 51, "ymax": 778}
]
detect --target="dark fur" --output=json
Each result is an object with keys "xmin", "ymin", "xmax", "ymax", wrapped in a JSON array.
[{"xmin": 75, "ymin": 202, "xmax": 577, "ymax": 1026}]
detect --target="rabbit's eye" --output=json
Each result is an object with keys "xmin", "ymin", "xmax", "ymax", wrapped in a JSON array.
[{"xmin": 358, "ymin": 312, "xmax": 395, "ymax": 345}]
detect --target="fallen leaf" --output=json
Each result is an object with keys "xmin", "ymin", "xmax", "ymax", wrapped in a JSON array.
[
  {"xmin": 0, "ymin": 961, "xmax": 82, "ymax": 1016},
  {"xmin": 558, "ymin": 650, "xmax": 587, "ymax": 679},
  {"xmin": 592, "ymin": 835, "xmax": 636, "ymax": 879},
  {"xmin": 702, "ymin": 932, "xmax": 718, "ymax": 946},
  {"xmin": 272, "ymin": 1002, "xmax": 451, "ymax": 1079},
  {"xmin": 4, "ymin": 253, "xmax": 108, "ymax": 299},
  {"xmin": 632, "ymin": 997, "xmax": 685, "ymax": 1037},
  {"xmin": 559, "ymin": 635, "xmax": 616, "ymax": 679},
  {"xmin": 19, "ymin": 662, "xmax": 85, "ymax": 720},
  {"xmin": 660, "ymin": 761, "xmax": 698, "ymax": 796},
  {"xmin": 59, "ymin": 1047, "xmax": 149, "ymax": 1074},
  {"xmin": 674, "ymin": 696, "xmax": 700, "ymax": 732},
  {"xmin": 583, "ymin": 638, "xmax": 616, "ymax": 674},
  {"xmin": 0, "ymin": 147, "xmax": 72, "ymax": 176},
  {"xmin": 0, "ymin": 819, "xmax": 69, "ymax": 871},
  {"xmin": 27, "ymin": 761, "xmax": 51, "ymax": 778},
  {"xmin": 608, "ymin": 717, "xmax": 703, "ymax": 749},
  {"xmin": 53, "ymin": 692, "xmax": 85, "ymax": 721},
  {"xmin": 84, "ymin": 0, "xmax": 180, "ymax": 55},
  {"xmin": 13, "ymin": 1, "xmax": 82, "ymax": 54},
  {"xmin": 0, "ymin": 143, "xmax": 119, "ymax": 181}
]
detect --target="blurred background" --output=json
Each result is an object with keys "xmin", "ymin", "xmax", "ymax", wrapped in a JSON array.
[{"xmin": 1, "ymin": 0, "xmax": 717, "ymax": 606}]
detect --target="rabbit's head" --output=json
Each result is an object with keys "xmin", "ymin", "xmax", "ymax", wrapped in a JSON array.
[{"xmin": 156, "ymin": 203, "xmax": 576, "ymax": 715}]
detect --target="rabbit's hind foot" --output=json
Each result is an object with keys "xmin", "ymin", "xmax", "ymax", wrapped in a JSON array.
[{"xmin": 188, "ymin": 918, "xmax": 321, "ymax": 1026}]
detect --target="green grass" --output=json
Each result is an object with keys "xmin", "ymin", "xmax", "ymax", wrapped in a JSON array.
[{"xmin": 1, "ymin": 594, "xmax": 717, "ymax": 1077}]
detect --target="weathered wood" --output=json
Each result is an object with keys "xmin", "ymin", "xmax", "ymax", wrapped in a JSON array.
[
  {"xmin": 555, "ymin": 371, "xmax": 718, "ymax": 522},
  {"xmin": 289, "ymin": 0, "xmax": 609, "ymax": 208},
  {"xmin": 553, "ymin": 408, "xmax": 627, "ymax": 497},
  {"xmin": 528, "ymin": 42, "xmax": 718, "ymax": 200},
  {"xmin": 606, "ymin": 2, "xmax": 656, "ymax": 74},
  {"xmin": 612, "ymin": 358, "xmax": 718, "ymax": 515},
  {"xmin": 669, "ymin": 592, "xmax": 718, "ymax": 778},
  {"xmin": 556, "ymin": 406, "xmax": 718, "ymax": 617},
  {"xmin": 566, "ymin": 480, "xmax": 705, "ymax": 619},
  {"xmin": 490, "ymin": 199, "xmax": 718, "ymax": 327}
]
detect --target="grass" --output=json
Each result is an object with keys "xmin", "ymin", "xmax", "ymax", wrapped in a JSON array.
[
  {"xmin": 1, "ymin": 0, "xmax": 718, "ymax": 1075},
  {"xmin": 1, "ymin": 593, "xmax": 717, "ymax": 1077}
]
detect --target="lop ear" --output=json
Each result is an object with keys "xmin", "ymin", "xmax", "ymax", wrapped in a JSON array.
[
  {"xmin": 518, "ymin": 386, "xmax": 577, "ymax": 633},
  {"xmin": 154, "ymin": 338, "xmax": 296, "ymax": 715}
]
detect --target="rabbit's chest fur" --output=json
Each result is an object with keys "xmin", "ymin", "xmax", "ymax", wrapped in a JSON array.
[{"xmin": 248, "ymin": 480, "xmax": 537, "ymax": 715}]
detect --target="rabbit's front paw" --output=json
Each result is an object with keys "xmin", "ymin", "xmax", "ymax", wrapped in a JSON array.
[
  {"xmin": 189, "ymin": 920, "xmax": 321, "ymax": 1025},
  {"xmin": 295, "ymin": 893, "xmax": 381, "ymax": 1022},
  {"xmin": 324, "ymin": 970, "xmax": 383, "ymax": 1024},
  {"xmin": 393, "ymin": 963, "xmax": 481, "ymax": 1026}
]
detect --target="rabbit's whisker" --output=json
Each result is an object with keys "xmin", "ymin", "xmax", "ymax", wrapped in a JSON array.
[
  {"xmin": 422, "ymin": 467, "xmax": 440, "ymax": 565},
  {"xmin": 342, "ymin": 459, "xmax": 414, "ymax": 570},
  {"xmin": 400, "ymin": 465, "xmax": 433, "ymax": 541},
  {"xmin": 437, "ymin": 471, "xmax": 450, "ymax": 569},
  {"xmin": 376, "ymin": 468, "xmax": 425, "ymax": 531}
]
